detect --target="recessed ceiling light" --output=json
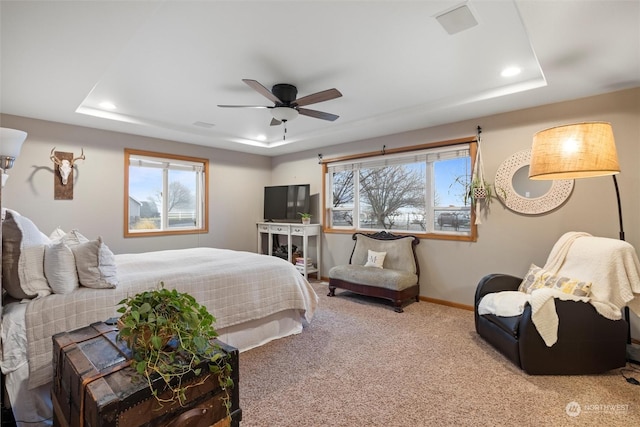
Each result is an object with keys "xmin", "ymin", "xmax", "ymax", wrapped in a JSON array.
[
  {"xmin": 99, "ymin": 101, "xmax": 117, "ymax": 110},
  {"xmin": 501, "ymin": 67, "xmax": 522, "ymax": 77},
  {"xmin": 256, "ymin": 134, "xmax": 267, "ymax": 141}
]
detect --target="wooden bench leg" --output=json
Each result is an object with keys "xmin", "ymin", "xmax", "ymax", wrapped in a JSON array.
[{"xmin": 393, "ymin": 301, "xmax": 404, "ymax": 313}]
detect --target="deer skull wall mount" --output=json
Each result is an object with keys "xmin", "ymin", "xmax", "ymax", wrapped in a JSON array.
[{"xmin": 50, "ymin": 147, "xmax": 85, "ymax": 199}]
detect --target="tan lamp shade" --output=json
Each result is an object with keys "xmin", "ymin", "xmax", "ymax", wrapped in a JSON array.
[{"xmin": 529, "ymin": 122, "xmax": 620, "ymax": 180}]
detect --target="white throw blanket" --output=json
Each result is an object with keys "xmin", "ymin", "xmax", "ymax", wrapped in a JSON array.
[
  {"xmin": 548, "ymin": 233, "xmax": 640, "ymax": 314},
  {"xmin": 542, "ymin": 231, "xmax": 591, "ymax": 273},
  {"xmin": 529, "ymin": 288, "xmax": 621, "ymax": 346}
]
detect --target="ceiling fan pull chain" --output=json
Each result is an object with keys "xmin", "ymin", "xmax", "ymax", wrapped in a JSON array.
[{"xmin": 283, "ymin": 122, "xmax": 288, "ymax": 140}]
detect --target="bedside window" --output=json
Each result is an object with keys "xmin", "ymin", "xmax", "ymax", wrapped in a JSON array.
[{"xmin": 124, "ymin": 149, "xmax": 208, "ymax": 237}]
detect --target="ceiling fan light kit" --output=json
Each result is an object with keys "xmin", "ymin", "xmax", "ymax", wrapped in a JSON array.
[
  {"xmin": 271, "ymin": 106, "xmax": 299, "ymax": 123},
  {"xmin": 218, "ymin": 79, "xmax": 342, "ymax": 136}
]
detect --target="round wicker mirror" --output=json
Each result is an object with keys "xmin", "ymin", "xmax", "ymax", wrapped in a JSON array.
[{"xmin": 495, "ymin": 149, "xmax": 574, "ymax": 215}]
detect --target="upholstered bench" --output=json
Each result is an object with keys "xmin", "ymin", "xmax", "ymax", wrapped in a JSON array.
[{"xmin": 328, "ymin": 231, "xmax": 420, "ymax": 312}]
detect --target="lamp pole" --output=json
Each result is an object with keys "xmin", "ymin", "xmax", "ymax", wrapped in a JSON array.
[
  {"xmin": 613, "ymin": 175, "xmax": 625, "ymax": 242},
  {"xmin": 612, "ymin": 174, "xmax": 640, "ymax": 364}
]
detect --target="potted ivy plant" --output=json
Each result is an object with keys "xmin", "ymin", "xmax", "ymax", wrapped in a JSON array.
[
  {"xmin": 298, "ymin": 212, "xmax": 312, "ymax": 225},
  {"xmin": 117, "ymin": 283, "xmax": 233, "ymax": 421}
]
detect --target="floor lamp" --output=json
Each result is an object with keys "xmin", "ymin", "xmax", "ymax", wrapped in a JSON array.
[{"xmin": 528, "ymin": 121, "xmax": 638, "ymax": 364}]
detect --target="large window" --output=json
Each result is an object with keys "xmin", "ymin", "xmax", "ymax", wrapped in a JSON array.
[
  {"xmin": 124, "ymin": 149, "xmax": 208, "ymax": 237},
  {"xmin": 323, "ymin": 138, "xmax": 476, "ymax": 241}
]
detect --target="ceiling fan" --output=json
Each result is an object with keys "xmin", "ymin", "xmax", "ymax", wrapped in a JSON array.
[{"xmin": 218, "ymin": 79, "xmax": 342, "ymax": 126}]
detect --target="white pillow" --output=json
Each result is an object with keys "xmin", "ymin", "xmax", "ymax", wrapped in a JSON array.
[
  {"xmin": 364, "ymin": 250, "xmax": 386, "ymax": 269},
  {"xmin": 44, "ymin": 240, "xmax": 79, "ymax": 294},
  {"xmin": 477, "ymin": 291, "xmax": 531, "ymax": 317},
  {"xmin": 61, "ymin": 229, "xmax": 89, "ymax": 247},
  {"xmin": 71, "ymin": 236, "xmax": 118, "ymax": 289},
  {"xmin": 49, "ymin": 227, "xmax": 67, "ymax": 241},
  {"xmin": 1, "ymin": 209, "xmax": 52, "ymax": 299}
]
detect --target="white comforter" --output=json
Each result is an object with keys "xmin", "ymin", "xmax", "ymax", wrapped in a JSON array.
[{"xmin": 23, "ymin": 247, "xmax": 318, "ymax": 389}]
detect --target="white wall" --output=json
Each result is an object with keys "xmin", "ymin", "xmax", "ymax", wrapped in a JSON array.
[
  {"xmin": 272, "ymin": 88, "xmax": 640, "ymax": 335},
  {"xmin": 0, "ymin": 114, "xmax": 271, "ymax": 254}
]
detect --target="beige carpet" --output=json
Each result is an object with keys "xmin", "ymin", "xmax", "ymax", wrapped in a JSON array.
[{"xmin": 238, "ymin": 282, "xmax": 640, "ymax": 426}]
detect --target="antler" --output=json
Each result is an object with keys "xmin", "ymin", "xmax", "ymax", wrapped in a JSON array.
[
  {"xmin": 71, "ymin": 148, "xmax": 85, "ymax": 165},
  {"xmin": 50, "ymin": 147, "xmax": 63, "ymax": 166}
]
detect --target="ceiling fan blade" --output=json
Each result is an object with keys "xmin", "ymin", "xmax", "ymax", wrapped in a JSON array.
[
  {"xmin": 242, "ymin": 79, "xmax": 282, "ymax": 104},
  {"xmin": 294, "ymin": 88, "xmax": 342, "ymax": 107},
  {"xmin": 217, "ymin": 105, "xmax": 271, "ymax": 108},
  {"xmin": 298, "ymin": 108, "xmax": 339, "ymax": 121},
  {"xmin": 270, "ymin": 118, "xmax": 282, "ymax": 126}
]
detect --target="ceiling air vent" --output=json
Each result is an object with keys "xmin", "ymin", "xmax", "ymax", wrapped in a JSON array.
[{"xmin": 435, "ymin": 4, "xmax": 478, "ymax": 35}]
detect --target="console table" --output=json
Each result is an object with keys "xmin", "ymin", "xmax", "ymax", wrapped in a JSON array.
[{"xmin": 257, "ymin": 222, "xmax": 321, "ymax": 280}]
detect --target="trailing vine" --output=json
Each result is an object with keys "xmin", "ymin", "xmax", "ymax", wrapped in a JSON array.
[{"xmin": 116, "ymin": 283, "xmax": 233, "ymax": 414}]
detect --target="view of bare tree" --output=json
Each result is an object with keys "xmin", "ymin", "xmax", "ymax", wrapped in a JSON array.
[
  {"xmin": 157, "ymin": 181, "xmax": 193, "ymax": 212},
  {"xmin": 449, "ymin": 174, "xmax": 472, "ymax": 207},
  {"xmin": 359, "ymin": 165, "xmax": 425, "ymax": 229},
  {"xmin": 332, "ymin": 170, "xmax": 354, "ymax": 207}
]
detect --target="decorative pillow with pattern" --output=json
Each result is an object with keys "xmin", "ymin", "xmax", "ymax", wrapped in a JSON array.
[
  {"xmin": 364, "ymin": 250, "xmax": 386, "ymax": 269},
  {"xmin": 518, "ymin": 264, "xmax": 592, "ymax": 297}
]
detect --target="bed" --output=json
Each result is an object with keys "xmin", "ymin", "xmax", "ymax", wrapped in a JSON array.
[{"xmin": 0, "ymin": 209, "xmax": 318, "ymax": 426}]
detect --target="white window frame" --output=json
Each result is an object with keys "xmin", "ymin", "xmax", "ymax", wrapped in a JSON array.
[{"xmin": 124, "ymin": 149, "xmax": 209, "ymax": 237}]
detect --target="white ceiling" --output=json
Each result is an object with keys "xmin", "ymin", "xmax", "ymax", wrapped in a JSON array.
[{"xmin": 1, "ymin": 1, "xmax": 639, "ymax": 157}]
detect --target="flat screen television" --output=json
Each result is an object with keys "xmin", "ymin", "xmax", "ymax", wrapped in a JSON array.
[{"xmin": 263, "ymin": 184, "xmax": 310, "ymax": 221}]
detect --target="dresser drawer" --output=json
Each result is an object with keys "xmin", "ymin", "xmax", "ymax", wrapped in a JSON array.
[
  {"xmin": 291, "ymin": 226, "xmax": 305, "ymax": 235},
  {"xmin": 269, "ymin": 224, "xmax": 289, "ymax": 234},
  {"xmin": 292, "ymin": 225, "xmax": 319, "ymax": 236}
]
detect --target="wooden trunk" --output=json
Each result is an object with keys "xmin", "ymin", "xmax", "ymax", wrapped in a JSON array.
[{"xmin": 52, "ymin": 321, "xmax": 241, "ymax": 427}]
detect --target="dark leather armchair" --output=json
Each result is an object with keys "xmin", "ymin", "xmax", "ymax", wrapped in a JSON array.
[{"xmin": 475, "ymin": 273, "xmax": 628, "ymax": 374}]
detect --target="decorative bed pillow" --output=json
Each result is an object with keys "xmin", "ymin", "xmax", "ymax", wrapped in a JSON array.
[
  {"xmin": 71, "ymin": 236, "xmax": 118, "ymax": 289},
  {"xmin": 49, "ymin": 227, "xmax": 67, "ymax": 241},
  {"xmin": 42, "ymin": 228, "xmax": 88, "ymax": 294},
  {"xmin": 44, "ymin": 240, "xmax": 79, "ymax": 294},
  {"xmin": 364, "ymin": 250, "xmax": 386, "ymax": 269},
  {"xmin": 518, "ymin": 264, "xmax": 592, "ymax": 297},
  {"xmin": 1, "ymin": 209, "xmax": 52, "ymax": 299},
  {"xmin": 60, "ymin": 229, "xmax": 89, "ymax": 247}
]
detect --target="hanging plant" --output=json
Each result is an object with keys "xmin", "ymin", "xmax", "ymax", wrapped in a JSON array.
[
  {"xmin": 470, "ymin": 127, "xmax": 499, "ymax": 224},
  {"xmin": 469, "ymin": 177, "xmax": 494, "ymax": 205}
]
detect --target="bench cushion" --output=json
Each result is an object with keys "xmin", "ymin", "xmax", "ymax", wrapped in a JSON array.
[{"xmin": 329, "ymin": 265, "xmax": 418, "ymax": 291}]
